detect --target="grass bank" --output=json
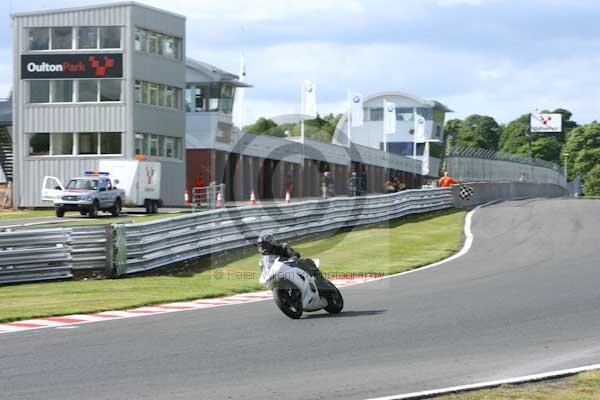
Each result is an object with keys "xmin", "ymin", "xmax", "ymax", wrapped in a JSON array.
[
  {"xmin": 0, "ymin": 210, "xmax": 466, "ymax": 322},
  {"xmin": 435, "ymin": 370, "xmax": 600, "ymax": 400}
]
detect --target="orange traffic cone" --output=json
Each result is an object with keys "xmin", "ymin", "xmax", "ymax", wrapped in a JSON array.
[
  {"xmin": 215, "ymin": 190, "xmax": 223, "ymax": 208},
  {"xmin": 249, "ymin": 190, "xmax": 257, "ymax": 205},
  {"xmin": 285, "ymin": 190, "xmax": 291, "ymax": 204},
  {"xmin": 184, "ymin": 190, "xmax": 191, "ymax": 206}
]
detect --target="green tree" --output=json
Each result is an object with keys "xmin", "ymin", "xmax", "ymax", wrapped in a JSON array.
[
  {"xmin": 244, "ymin": 117, "xmax": 286, "ymax": 138},
  {"xmin": 456, "ymin": 115, "xmax": 501, "ymax": 150},
  {"xmin": 583, "ymin": 164, "xmax": 600, "ymax": 196},
  {"xmin": 563, "ymin": 122, "xmax": 600, "ymax": 181}
]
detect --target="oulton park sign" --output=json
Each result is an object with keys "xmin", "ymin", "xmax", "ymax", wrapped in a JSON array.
[{"xmin": 21, "ymin": 53, "xmax": 123, "ymax": 79}]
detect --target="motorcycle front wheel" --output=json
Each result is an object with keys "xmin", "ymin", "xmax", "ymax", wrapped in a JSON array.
[{"xmin": 273, "ymin": 285, "xmax": 303, "ymax": 319}]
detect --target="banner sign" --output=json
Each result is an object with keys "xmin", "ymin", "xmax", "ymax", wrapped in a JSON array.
[
  {"xmin": 530, "ymin": 113, "xmax": 562, "ymax": 133},
  {"xmin": 21, "ymin": 53, "xmax": 123, "ymax": 79}
]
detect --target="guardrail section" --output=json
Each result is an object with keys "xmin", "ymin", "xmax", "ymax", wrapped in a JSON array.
[
  {"xmin": 0, "ymin": 228, "xmax": 73, "ymax": 284},
  {"xmin": 116, "ymin": 188, "xmax": 454, "ymax": 275}
]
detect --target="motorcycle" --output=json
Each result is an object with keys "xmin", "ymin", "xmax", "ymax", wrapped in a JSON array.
[{"xmin": 259, "ymin": 255, "xmax": 344, "ymax": 319}]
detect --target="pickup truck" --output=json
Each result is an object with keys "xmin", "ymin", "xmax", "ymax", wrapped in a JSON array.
[{"xmin": 46, "ymin": 173, "xmax": 125, "ymax": 218}]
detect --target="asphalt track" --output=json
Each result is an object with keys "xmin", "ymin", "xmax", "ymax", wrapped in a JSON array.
[{"xmin": 2, "ymin": 198, "xmax": 600, "ymax": 400}]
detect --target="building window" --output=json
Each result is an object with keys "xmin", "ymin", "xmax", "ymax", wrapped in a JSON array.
[
  {"xmin": 78, "ymin": 27, "xmax": 98, "ymax": 49},
  {"xmin": 141, "ymin": 81, "xmax": 149, "ymax": 104},
  {"xmin": 30, "ymin": 80, "xmax": 50, "ymax": 103},
  {"xmin": 52, "ymin": 132, "xmax": 74, "ymax": 155},
  {"xmin": 29, "ymin": 133, "xmax": 50, "ymax": 155},
  {"xmin": 165, "ymin": 87, "xmax": 175, "ymax": 109},
  {"xmin": 135, "ymin": 133, "xmax": 144, "ymax": 155},
  {"xmin": 135, "ymin": 80, "xmax": 181, "ymax": 110},
  {"xmin": 396, "ymin": 108, "xmax": 414, "ymax": 121},
  {"xmin": 136, "ymin": 133, "xmax": 182, "ymax": 160},
  {"xmin": 174, "ymin": 138, "xmax": 181, "ymax": 159},
  {"xmin": 51, "ymin": 80, "xmax": 73, "ymax": 103},
  {"xmin": 78, "ymin": 80, "xmax": 98, "ymax": 102},
  {"xmin": 100, "ymin": 80, "xmax": 121, "ymax": 102},
  {"xmin": 158, "ymin": 136, "xmax": 165, "ymax": 157},
  {"xmin": 370, "ymin": 108, "xmax": 383, "ymax": 121},
  {"xmin": 100, "ymin": 132, "xmax": 122, "ymax": 154},
  {"xmin": 99, "ymin": 27, "xmax": 121, "ymax": 49},
  {"xmin": 149, "ymin": 83, "xmax": 158, "ymax": 106},
  {"xmin": 51, "ymin": 27, "xmax": 73, "ymax": 49},
  {"xmin": 135, "ymin": 29, "xmax": 147, "ymax": 52},
  {"xmin": 148, "ymin": 32, "xmax": 158, "ymax": 54},
  {"xmin": 29, "ymin": 28, "xmax": 49, "ymax": 50},
  {"xmin": 134, "ymin": 27, "xmax": 181, "ymax": 60},
  {"xmin": 162, "ymin": 36, "xmax": 178, "ymax": 59},
  {"xmin": 158, "ymin": 84, "xmax": 166, "ymax": 107},
  {"xmin": 78, "ymin": 132, "xmax": 98, "ymax": 155},
  {"xmin": 417, "ymin": 108, "xmax": 433, "ymax": 120},
  {"xmin": 149, "ymin": 135, "xmax": 159, "ymax": 157},
  {"xmin": 195, "ymin": 86, "xmax": 206, "ymax": 111},
  {"xmin": 165, "ymin": 137, "xmax": 175, "ymax": 158}
]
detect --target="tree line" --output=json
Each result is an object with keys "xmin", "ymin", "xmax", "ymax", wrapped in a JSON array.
[
  {"xmin": 244, "ymin": 113, "xmax": 342, "ymax": 143},
  {"xmin": 244, "ymin": 109, "xmax": 600, "ymax": 195},
  {"xmin": 445, "ymin": 109, "xmax": 600, "ymax": 195}
]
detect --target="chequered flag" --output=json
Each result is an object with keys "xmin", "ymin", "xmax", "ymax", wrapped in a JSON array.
[{"xmin": 459, "ymin": 185, "xmax": 475, "ymax": 200}]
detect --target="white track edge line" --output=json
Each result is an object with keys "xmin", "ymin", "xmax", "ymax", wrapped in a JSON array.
[
  {"xmin": 339, "ymin": 202, "xmax": 489, "ymax": 287},
  {"xmin": 362, "ymin": 363, "xmax": 600, "ymax": 400}
]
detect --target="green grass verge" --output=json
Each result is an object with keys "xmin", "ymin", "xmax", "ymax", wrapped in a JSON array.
[
  {"xmin": 0, "ymin": 209, "xmax": 193, "ymax": 226},
  {"xmin": 41, "ymin": 212, "xmax": 192, "ymax": 226},
  {"xmin": 435, "ymin": 370, "xmax": 600, "ymax": 399},
  {"xmin": 0, "ymin": 209, "xmax": 56, "ymax": 220},
  {"xmin": 0, "ymin": 210, "xmax": 466, "ymax": 322}
]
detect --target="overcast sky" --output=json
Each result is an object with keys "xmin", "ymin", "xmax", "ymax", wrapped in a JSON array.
[{"xmin": 1, "ymin": 0, "xmax": 599, "ymax": 125}]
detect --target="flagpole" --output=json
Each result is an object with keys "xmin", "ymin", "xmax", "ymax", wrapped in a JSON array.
[
  {"xmin": 412, "ymin": 107, "xmax": 417, "ymax": 187},
  {"xmin": 347, "ymin": 90, "xmax": 352, "ymax": 149},
  {"xmin": 300, "ymin": 83, "xmax": 305, "ymax": 144},
  {"xmin": 383, "ymin": 99, "xmax": 387, "ymax": 152}
]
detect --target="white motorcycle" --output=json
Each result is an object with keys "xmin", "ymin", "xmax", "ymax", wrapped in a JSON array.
[{"xmin": 259, "ymin": 255, "xmax": 344, "ymax": 319}]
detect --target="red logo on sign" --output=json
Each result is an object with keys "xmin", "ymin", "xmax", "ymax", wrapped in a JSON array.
[
  {"xmin": 146, "ymin": 167, "xmax": 155, "ymax": 185},
  {"xmin": 88, "ymin": 56, "xmax": 116, "ymax": 77},
  {"xmin": 540, "ymin": 115, "xmax": 552, "ymax": 125}
]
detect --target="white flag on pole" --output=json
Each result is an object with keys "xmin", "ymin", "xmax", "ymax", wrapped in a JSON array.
[
  {"xmin": 232, "ymin": 54, "xmax": 246, "ymax": 129},
  {"xmin": 414, "ymin": 113, "xmax": 426, "ymax": 142},
  {"xmin": 383, "ymin": 100, "xmax": 396, "ymax": 134},
  {"xmin": 302, "ymin": 80, "xmax": 317, "ymax": 118},
  {"xmin": 422, "ymin": 141, "xmax": 430, "ymax": 176},
  {"xmin": 349, "ymin": 92, "xmax": 364, "ymax": 127}
]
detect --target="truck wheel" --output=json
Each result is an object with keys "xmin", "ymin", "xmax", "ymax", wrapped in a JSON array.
[
  {"xmin": 151, "ymin": 200, "xmax": 159, "ymax": 214},
  {"xmin": 145, "ymin": 200, "xmax": 152, "ymax": 214},
  {"xmin": 56, "ymin": 208, "xmax": 65, "ymax": 218},
  {"xmin": 88, "ymin": 201, "xmax": 99, "ymax": 218},
  {"xmin": 111, "ymin": 199, "xmax": 122, "ymax": 217}
]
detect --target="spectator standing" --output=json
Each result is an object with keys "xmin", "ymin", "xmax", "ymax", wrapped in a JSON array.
[
  {"xmin": 348, "ymin": 172, "xmax": 359, "ymax": 197},
  {"xmin": 322, "ymin": 171, "xmax": 335, "ymax": 199},
  {"xmin": 438, "ymin": 171, "xmax": 458, "ymax": 188}
]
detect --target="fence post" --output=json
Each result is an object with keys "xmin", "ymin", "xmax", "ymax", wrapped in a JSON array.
[
  {"xmin": 113, "ymin": 224, "xmax": 128, "ymax": 277},
  {"xmin": 104, "ymin": 224, "xmax": 114, "ymax": 276}
]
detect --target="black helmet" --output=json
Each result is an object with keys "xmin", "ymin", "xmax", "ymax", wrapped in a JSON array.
[{"xmin": 257, "ymin": 232, "xmax": 275, "ymax": 255}]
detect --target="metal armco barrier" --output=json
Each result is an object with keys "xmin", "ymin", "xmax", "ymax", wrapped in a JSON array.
[
  {"xmin": 114, "ymin": 188, "xmax": 454, "ymax": 275},
  {"xmin": 70, "ymin": 225, "xmax": 113, "ymax": 273},
  {"xmin": 0, "ymin": 228, "xmax": 73, "ymax": 284}
]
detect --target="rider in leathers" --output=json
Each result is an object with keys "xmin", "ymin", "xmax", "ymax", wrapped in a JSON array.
[{"xmin": 257, "ymin": 233, "xmax": 335, "ymax": 293}]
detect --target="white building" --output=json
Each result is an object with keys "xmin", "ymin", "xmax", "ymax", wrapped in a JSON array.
[{"xmin": 334, "ymin": 91, "xmax": 452, "ymax": 177}]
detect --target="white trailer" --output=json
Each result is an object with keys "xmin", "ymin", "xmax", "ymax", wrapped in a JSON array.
[{"xmin": 99, "ymin": 160, "xmax": 162, "ymax": 213}]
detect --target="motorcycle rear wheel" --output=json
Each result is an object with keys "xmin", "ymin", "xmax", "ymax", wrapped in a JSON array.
[
  {"xmin": 324, "ymin": 286, "xmax": 344, "ymax": 314},
  {"xmin": 273, "ymin": 286, "xmax": 303, "ymax": 319}
]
